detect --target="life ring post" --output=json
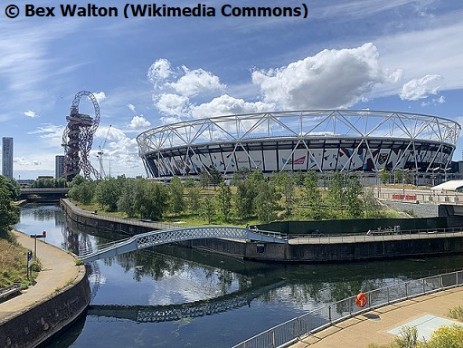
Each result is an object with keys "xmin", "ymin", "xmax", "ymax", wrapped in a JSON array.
[{"xmin": 355, "ymin": 291, "xmax": 368, "ymax": 308}]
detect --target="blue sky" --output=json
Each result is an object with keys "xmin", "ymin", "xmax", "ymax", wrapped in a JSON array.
[{"xmin": 1, "ymin": 0, "xmax": 463, "ymax": 179}]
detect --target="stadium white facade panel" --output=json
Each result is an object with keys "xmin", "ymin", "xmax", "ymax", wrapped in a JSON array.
[{"xmin": 136, "ymin": 110, "xmax": 461, "ymax": 179}]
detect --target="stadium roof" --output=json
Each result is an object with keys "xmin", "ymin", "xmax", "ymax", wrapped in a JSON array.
[{"xmin": 431, "ymin": 180, "xmax": 463, "ymax": 191}]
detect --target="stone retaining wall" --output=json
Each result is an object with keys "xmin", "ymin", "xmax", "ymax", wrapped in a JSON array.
[{"xmin": 0, "ymin": 269, "xmax": 90, "ymax": 348}]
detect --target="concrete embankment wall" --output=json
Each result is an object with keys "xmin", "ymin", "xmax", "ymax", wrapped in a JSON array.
[
  {"xmin": 185, "ymin": 236, "xmax": 463, "ymax": 262},
  {"xmin": 61, "ymin": 199, "xmax": 463, "ymax": 263},
  {"xmin": 0, "ymin": 271, "xmax": 90, "ymax": 348},
  {"xmin": 60, "ymin": 199, "xmax": 155, "ymax": 235}
]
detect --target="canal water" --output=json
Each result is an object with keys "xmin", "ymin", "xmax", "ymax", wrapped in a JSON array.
[{"xmin": 15, "ymin": 204, "xmax": 463, "ymax": 348}]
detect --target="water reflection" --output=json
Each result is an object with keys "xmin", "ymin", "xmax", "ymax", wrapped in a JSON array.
[{"xmin": 16, "ymin": 204, "xmax": 463, "ymax": 348}]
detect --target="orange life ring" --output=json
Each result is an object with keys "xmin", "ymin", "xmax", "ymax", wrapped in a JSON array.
[{"xmin": 355, "ymin": 292, "xmax": 367, "ymax": 307}]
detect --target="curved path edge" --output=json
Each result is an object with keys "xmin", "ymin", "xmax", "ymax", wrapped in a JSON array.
[
  {"xmin": 288, "ymin": 286, "xmax": 463, "ymax": 347},
  {"xmin": 0, "ymin": 230, "xmax": 90, "ymax": 348}
]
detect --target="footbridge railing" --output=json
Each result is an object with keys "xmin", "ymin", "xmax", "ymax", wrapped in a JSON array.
[{"xmin": 79, "ymin": 226, "xmax": 287, "ymax": 263}]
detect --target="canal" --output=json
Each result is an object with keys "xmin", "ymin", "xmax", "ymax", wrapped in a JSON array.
[{"xmin": 15, "ymin": 204, "xmax": 463, "ymax": 347}]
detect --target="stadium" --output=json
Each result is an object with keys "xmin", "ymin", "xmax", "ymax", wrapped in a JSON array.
[{"xmin": 136, "ymin": 110, "xmax": 460, "ymax": 182}]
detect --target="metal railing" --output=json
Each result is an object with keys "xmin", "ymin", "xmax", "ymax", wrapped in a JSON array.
[
  {"xmin": 232, "ymin": 270, "xmax": 463, "ymax": 348},
  {"xmin": 0, "ymin": 283, "xmax": 21, "ymax": 302},
  {"xmin": 288, "ymin": 226, "xmax": 463, "ymax": 245}
]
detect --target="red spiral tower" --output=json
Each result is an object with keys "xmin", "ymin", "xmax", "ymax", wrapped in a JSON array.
[{"xmin": 62, "ymin": 91, "xmax": 100, "ymax": 181}]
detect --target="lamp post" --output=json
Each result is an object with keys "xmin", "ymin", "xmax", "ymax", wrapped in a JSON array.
[{"xmin": 30, "ymin": 231, "xmax": 46, "ymax": 261}]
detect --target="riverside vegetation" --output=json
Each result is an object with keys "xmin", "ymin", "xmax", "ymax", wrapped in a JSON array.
[
  {"xmin": 0, "ymin": 175, "xmax": 39, "ymax": 289},
  {"xmin": 68, "ymin": 170, "xmax": 403, "ymax": 226}
]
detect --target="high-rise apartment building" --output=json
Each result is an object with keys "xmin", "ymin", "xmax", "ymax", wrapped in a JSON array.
[
  {"xmin": 2, "ymin": 137, "xmax": 13, "ymax": 179},
  {"xmin": 55, "ymin": 155, "xmax": 65, "ymax": 179}
]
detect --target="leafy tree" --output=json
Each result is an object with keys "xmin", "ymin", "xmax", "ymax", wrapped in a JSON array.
[
  {"xmin": 273, "ymin": 172, "xmax": 295, "ymax": 216},
  {"xmin": 209, "ymin": 167, "xmax": 223, "ymax": 186},
  {"xmin": 255, "ymin": 180, "xmax": 277, "ymax": 223},
  {"xmin": 0, "ymin": 175, "xmax": 19, "ymax": 200},
  {"xmin": 0, "ymin": 177, "xmax": 19, "ymax": 234},
  {"xmin": 363, "ymin": 188, "xmax": 381, "ymax": 218},
  {"xmin": 140, "ymin": 182, "xmax": 168, "ymax": 220},
  {"xmin": 69, "ymin": 175, "xmax": 85, "ymax": 187},
  {"xmin": 379, "ymin": 170, "xmax": 389, "ymax": 184},
  {"xmin": 200, "ymin": 195, "xmax": 215, "ymax": 224},
  {"xmin": 345, "ymin": 174, "xmax": 363, "ymax": 218},
  {"xmin": 326, "ymin": 172, "xmax": 344, "ymax": 218},
  {"xmin": 169, "ymin": 176, "xmax": 185, "ymax": 214},
  {"xmin": 187, "ymin": 186, "xmax": 201, "ymax": 215},
  {"xmin": 216, "ymin": 183, "xmax": 232, "ymax": 222},
  {"xmin": 117, "ymin": 178, "xmax": 142, "ymax": 218},
  {"xmin": 234, "ymin": 180, "xmax": 255, "ymax": 220},
  {"xmin": 73, "ymin": 181, "xmax": 95, "ymax": 204},
  {"xmin": 302, "ymin": 171, "xmax": 323, "ymax": 220},
  {"xmin": 94, "ymin": 177, "xmax": 124, "ymax": 211}
]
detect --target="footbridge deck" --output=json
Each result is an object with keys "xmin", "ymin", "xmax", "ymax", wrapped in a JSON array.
[{"xmin": 79, "ymin": 226, "xmax": 287, "ymax": 263}]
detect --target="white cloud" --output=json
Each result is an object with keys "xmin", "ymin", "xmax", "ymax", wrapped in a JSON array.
[
  {"xmin": 92, "ymin": 91, "xmax": 106, "ymax": 104},
  {"xmin": 14, "ymin": 157, "xmax": 41, "ymax": 166},
  {"xmin": 252, "ymin": 43, "xmax": 390, "ymax": 109},
  {"xmin": 168, "ymin": 67, "xmax": 225, "ymax": 97},
  {"xmin": 377, "ymin": 16, "xmax": 463, "ymax": 92},
  {"xmin": 127, "ymin": 104, "xmax": 136, "ymax": 112},
  {"xmin": 191, "ymin": 95, "xmax": 273, "ymax": 119},
  {"xmin": 129, "ymin": 115, "xmax": 151, "ymax": 129},
  {"xmin": 93, "ymin": 125, "xmax": 142, "ymax": 176},
  {"xmin": 155, "ymin": 93, "xmax": 190, "ymax": 116},
  {"xmin": 27, "ymin": 124, "xmax": 65, "ymax": 147},
  {"xmin": 24, "ymin": 110, "xmax": 38, "ymax": 118},
  {"xmin": 399, "ymin": 74, "xmax": 442, "ymax": 101},
  {"xmin": 147, "ymin": 58, "xmax": 172, "ymax": 84}
]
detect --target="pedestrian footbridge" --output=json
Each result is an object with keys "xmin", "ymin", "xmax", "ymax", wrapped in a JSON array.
[{"xmin": 79, "ymin": 226, "xmax": 287, "ymax": 263}]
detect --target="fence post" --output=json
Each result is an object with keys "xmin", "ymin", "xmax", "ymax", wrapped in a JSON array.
[
  {"xmin": 272, "ymin": 329, "xmax": 276, "ymax": 348},
  {"xmin": 422, "ymin": 278, "xmax": 426, "ymax": 294},
  {"xmin": 405, "ymin": 282, "xmax": 409, "ymax": 299},
  {"xmin": 387, "ymin": 287, "xmax": 390, "ymax": 304},
  {"xmin": 329, "ymin": 305, "xmax": 332, "ymax": 323}
]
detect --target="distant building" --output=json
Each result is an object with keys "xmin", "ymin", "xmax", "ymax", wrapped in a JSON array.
[
  {"xmin": 2, "ymin": 137, "xmax": 13, "ymax": 179},
  {"xmin": 55, "ymin": 155, "xmax": 65, "ymax": 179}
]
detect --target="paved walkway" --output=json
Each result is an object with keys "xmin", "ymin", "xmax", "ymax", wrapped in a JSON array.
[
  {"xmin": 290, "ymin": 287, "xmax": 463, "ymax": 347},
  {"xmin": 0, "ymin": 230, "xmax": 83, "ymax": 324}
]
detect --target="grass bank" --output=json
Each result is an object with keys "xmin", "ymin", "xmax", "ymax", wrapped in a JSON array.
[{"xmin": 0, "ymin": 230, "xmax": 39, "ymax": 289}]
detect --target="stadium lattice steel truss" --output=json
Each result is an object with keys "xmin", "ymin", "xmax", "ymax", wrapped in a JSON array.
[{"xmin": 137, "ymin": 110, "xmax": 460, "ymax": 179}]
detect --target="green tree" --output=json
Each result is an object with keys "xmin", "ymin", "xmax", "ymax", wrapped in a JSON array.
[
  {"xmin": 75, "ymin": 181, "xmax": 95, "ymax": 204},
  {"xmin": 379, "ymin": 170, "xmax": 389, "ymax": 184},
  {"xmin": 216, "ymin": 183, "xmax": 232, "ymax": 222},
  {"xmin": 255, "ymin": 180, "xmax": 277, "ymax": 223},
  {"xmin": 0, "ymin": 175, "xmax": 19, "ymax": 200},
  {"xmin": 140, "ymin": 182, "xmax": 168, "ymax": 220},
  {"xmin": 273, "ymin": 172, "xmax": 295, "ymax": 216},
  {"xmin": 326, "ymin": 172, "xmax": 344, "ymax": 218},
  {"xmin": 363, "ymin": 188, "xmax": 380, "ymax": 218},
  {"xmin": 117, "ymin": 178, "xmax": 142, "ymax": 218},
  {"xmin": 169, "ymin": 176, "xmax": 185, "ymax": 214},
  {"xmin": 200, "ymin": 195, "xmax": 215, "ymax": 224},
  {"xmin": 187, "ymin": 186, "xmax": 201, "ymax": 215},
  {"xmin": 94, "ymin": 177, "xmax": 124, "ymax": 211},
  {"xmin": 234, "ymin": 180, "xmax": 255, "ymax": 220},
  {"xmin": 0, "ymin": 177, "xmax": 19, "ymax": 235},
  {"xmin": 302, "ymin": 171, "xmax": 323, "ymax": 220},
  {"xmin": 345, "ymin": 174, "xmax": 363, "ymax": 218}
]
